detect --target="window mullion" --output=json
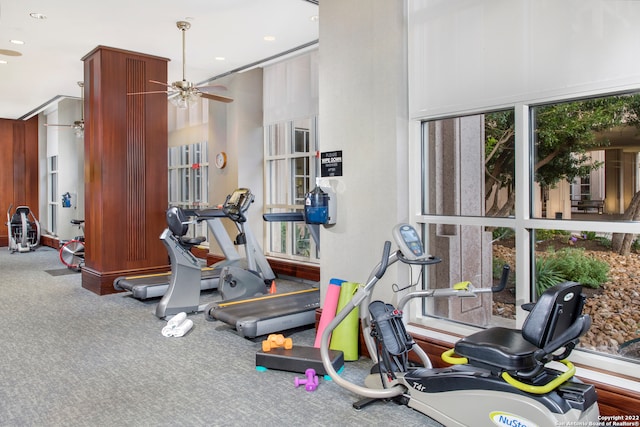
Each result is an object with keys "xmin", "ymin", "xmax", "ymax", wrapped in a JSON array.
[{"xmin": 514, "ymin": 104, "xmax": 532, "ymax": 328}]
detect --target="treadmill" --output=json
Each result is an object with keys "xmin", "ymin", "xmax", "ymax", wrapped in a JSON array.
[
  {"xmin": 204, "ymin": 288, "xmax": 320, "ymax": 338},
  {"xmin": 113, "ymin": 267, "xmax": 220, "ymax": 300},
  {"xmin": 203, "ymin": 212, "xmax": 321, "ymax": 338},
  {"xmin": 114, "ymin": 196, "xmax": 275, "ymax": 299}
]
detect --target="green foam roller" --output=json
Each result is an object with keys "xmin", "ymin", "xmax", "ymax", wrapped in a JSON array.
[{"xmin": 329, "ymin": 281, "xmax": 360, "ymax": 361}]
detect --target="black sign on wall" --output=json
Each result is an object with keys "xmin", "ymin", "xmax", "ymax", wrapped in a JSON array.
[{"xmin": 321, "ymin": 151, "xmax": 343, "ymax": 177}]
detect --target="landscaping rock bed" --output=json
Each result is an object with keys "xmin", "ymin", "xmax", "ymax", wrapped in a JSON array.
[{"xmin": 492, "ymin": 239, "xmax": 640, "ymax": 357}]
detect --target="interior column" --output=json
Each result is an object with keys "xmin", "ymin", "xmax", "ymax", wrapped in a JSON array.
[{"xmin": 81, "ymin": 46, "xmax": 169, "ymax": 295}]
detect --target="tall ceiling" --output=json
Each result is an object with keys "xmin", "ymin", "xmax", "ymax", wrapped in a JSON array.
[{"xmin": 0, "ymin": 0, "xmax": 319, "ymax": 120}]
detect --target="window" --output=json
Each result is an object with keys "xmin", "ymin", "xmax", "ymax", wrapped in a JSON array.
[
  {"xmin": 418, "ymin": 93, "xmax": 640, "ymax": 366},
  {"xmin": 48, "ymin": 156, "xmax": 58, "ymax": 235},
  {"xmin": 264, "ymin": 117, "xmax": 319, "ymax": 261},
  {"xmin": 421, "ymin": 111, "xmax": 517, "ymax": 329},
  {"xmin": 168, "ymin": 142, "xmax": 209, "ymax": 239}
]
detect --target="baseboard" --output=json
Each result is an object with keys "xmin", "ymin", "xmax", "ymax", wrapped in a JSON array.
[
  {"xmin": 206, "ymin": 253, "xmax": 320, "ymax": 282},
  {"xmin": 41, "ymin": 234, "xmax": 60, "ymax": 249},
  {"xmin": 81, "ymin": 264, "xmax": 170, "ymax": 295}
]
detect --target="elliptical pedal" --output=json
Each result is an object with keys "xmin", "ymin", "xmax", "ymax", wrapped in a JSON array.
[{"xmin": 369, "ymin": 301, "xmax": 414, "ymax": 356}]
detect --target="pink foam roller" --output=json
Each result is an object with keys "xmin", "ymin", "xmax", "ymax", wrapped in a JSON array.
[{"xmin": 313, "ymin": 278, "xmax": 345, "ymax": 348}]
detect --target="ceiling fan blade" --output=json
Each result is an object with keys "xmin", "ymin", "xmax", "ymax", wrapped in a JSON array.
[
  {"xmin": 149, "ymin": 80, "xmax": 173, "ymax": 88},
  {"xmin": 196, "ymin": 84, "xmax": 228, "ymax": 93},
  {"xmin": 200, "ymin": 92, "xmax": 234, "ymax": 103},
  {"xmin": 127, "ymin": 90, "xmax": 171, "ymax": 96}
]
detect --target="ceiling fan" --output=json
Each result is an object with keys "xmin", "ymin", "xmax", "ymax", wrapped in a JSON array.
[
  {"xmin": 128, "ymin": 21, "xmax": 233, "ymax": 108},
  {"xmin": 44, "ymin": 81, "xmax": 85, "ymax": 138}
]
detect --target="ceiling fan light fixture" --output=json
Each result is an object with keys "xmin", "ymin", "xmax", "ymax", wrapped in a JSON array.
[
  {"xmin": 170, "ymin": 94, "xmax": 199, "ymax": 109},
  {"xmin": 127, "ymin": 20, "xmax": 233, "ymax": 105}
]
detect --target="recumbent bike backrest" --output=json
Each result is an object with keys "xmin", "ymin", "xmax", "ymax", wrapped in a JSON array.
[
  {"xmin": 166, "ymin": 207, "xmax": 188, "ymax": 238},
  {"xmin": 521, "ymin": 281, "xmax": 589, "ymax": 355}
]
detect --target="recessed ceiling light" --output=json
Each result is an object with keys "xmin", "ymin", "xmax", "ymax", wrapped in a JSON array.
[
  {"xmin": 10, "ymin": 40, "xmax": 25, "ymax": 45},
  {"xmin": 0, "ymin": 60, "xmax": 7, "ymax": 65},
  {"xmin": 310, "ymin": 15, "xmax": 319, "ymax": 22},
  {"xmin": 0, "ymin": 49, "xmax": 22, "ymax": 57},
  {"xmin": 263, "ymin": 36, "xmax": 276, "ymax": 42},
  {"xmin": 29, "ymin": 12, "xmax": 47, "ymax": 19},
  {"xmin": 215, "ymin": 57, "xmax": 225, "ymax": 61}
]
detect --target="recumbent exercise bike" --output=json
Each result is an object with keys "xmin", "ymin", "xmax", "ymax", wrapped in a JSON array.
[{"xmin": 320, "ymin": 223, "xmax": 599, "ymax": 427}]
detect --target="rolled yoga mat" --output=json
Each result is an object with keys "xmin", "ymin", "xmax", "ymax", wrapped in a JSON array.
[
  {"xmin": 329, "ymin": 281, "xmax": 360, "ymax": 361},
  {"xmin": 314, "ymin": 278, "xmax": 345, "ymax": 348}
]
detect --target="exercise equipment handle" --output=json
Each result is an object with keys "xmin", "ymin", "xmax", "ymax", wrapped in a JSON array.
[
  {"xmin": 397, "ymin": 252, "xmax": 442, "ymax": 266},
  {"xmin": 374, "ymin": 241, "xmax": 392, "ymax": 279},
  {"xmin": 492, "ymin": 265, "xmax": 510, "ymax": 293}
]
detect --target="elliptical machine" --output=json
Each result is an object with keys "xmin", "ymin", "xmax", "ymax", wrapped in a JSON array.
[
  {"xmin": 213, "ymin": 188, "xmax": 271, "ymax": 301},
  {"xmin": 155, "ymin": 189, "xmax": 269, "ymax": 319},
  {"xmin": 320, "ymin": 223, "xmax": 599, "ymax": 427},
  {"xmin": 6, "ymin": 205, "xmax": 41, "ymax": 253}
]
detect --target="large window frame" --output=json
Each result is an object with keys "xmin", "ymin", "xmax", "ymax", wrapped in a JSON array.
[
  {"xmin": 264, "ymin": 117, "xmax": 319, "ymax": 263},
  {"xmin": 48, "ymin": 155, "xmax": 58, "ymax": 235},
  {"xmin": 168, "ymin": 141, "xmax": 209, "ymax": 240},
  {"xmin": 412, "ymin": 97, "xmax": 640, "ymax": 380}
]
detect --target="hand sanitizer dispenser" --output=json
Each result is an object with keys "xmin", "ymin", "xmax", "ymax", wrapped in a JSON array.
[{"xmin": 304, "ymin": 186, "xmax": 336, "ymax": 225}]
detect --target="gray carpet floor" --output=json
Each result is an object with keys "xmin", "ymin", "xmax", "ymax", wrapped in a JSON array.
[{"xmin": 0, "ymin": 247, "xmax": 441, "ymax": 426}]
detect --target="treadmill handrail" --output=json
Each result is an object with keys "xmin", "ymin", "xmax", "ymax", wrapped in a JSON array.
[
  {"xmin": 262, "ymin": 212, "xmax": 305, "ymax": 222},
  {"xmin": 194, "ymin": 208, "xmax": 226, "ymax": 219}
]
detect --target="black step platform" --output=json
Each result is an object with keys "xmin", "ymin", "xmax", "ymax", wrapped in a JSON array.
[{"xmin": 256, "ymin": 345, "xmax": 344, "ymax": 376}]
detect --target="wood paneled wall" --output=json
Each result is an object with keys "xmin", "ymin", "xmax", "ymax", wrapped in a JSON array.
[
  {"xmin": 0, "ymin": 117, "xmax": 39, "ymax": 247},
  {"xmin": 204, "ymin": 252, "xmax": 320, "ymax": 282},
  {"xmin": 81, "ymin": 46, "xmax": 170, "ymax": 295}
]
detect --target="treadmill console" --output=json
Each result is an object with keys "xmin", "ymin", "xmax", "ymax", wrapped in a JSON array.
[
  {"xmin": 392, "ymin": 224, "xmax": 426, "ymax": 261},
  {"xmin": 223, "ymin": 188, "xmax": 254, "ymax": 222}
]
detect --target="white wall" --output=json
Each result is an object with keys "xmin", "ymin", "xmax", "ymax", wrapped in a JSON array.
[
  {"xmin": 208, "ymin": 68, "xmax": 265, "ymax": 259},
  {"xmin": 409, "ymin": 0, "xmax": 640, "ymax": 118},
  {"xmin": 43, "ymin": 98, "xmax": 84, "ymax": 240},
  {"xmin": 318, "ymin": 1, "xmax": 409, "ymax": 303},
  {"xmin": 264, "ymin": 51, "xmax": 319, "ymax": 124}
]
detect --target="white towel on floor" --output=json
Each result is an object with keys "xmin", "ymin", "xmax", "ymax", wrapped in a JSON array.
[
  {"xmin": 170, "ymin": 319, "xmax": 193, "ymax": 337},
  {"xmin": 166, "ymin": 312, "xmax": 187, "ymax": 329},
  {"xmin": 161, "ymin": 312, "xmax": 193, "ymax": 337}
]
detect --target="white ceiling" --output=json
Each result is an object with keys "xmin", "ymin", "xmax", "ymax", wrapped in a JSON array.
[{"xmin": 0, "ymin": 0, "xmax": 319, "ymax": 120}]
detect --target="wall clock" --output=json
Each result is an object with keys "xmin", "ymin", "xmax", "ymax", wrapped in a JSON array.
[{"xmin": 215, "ymin": 151, "xmax": 227, "ymax": 169}]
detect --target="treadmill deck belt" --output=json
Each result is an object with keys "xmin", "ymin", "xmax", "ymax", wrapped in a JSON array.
[
  {"xmin": 114, "ymin": 268, "xmax": 219, "ymax": 299},
  {"xmin": 206, "ymin": 288, "xmax": 320, "ymax": 337}
]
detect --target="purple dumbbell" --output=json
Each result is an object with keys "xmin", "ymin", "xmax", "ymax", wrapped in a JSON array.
[{"xmin": 294, "ymin": 368, "xmax": 319, "ymax": 391}]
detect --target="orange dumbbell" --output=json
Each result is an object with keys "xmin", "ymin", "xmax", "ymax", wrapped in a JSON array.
[{"xmin": 261, "ymin": 334, "xmax": 293, "ymax": 352}]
